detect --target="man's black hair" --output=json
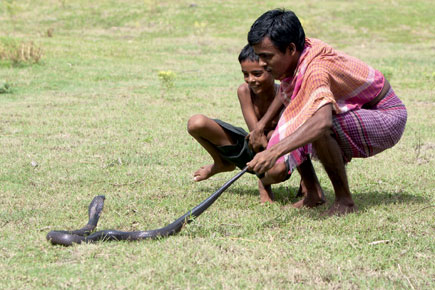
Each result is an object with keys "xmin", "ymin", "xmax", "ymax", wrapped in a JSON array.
[
  {"xmin": 247, "ymin": 9, "xmax": 305, "ymax": 53},
  {"xmin": 238, "ymin": 44, "xmax": 259, "ymax": 63}
]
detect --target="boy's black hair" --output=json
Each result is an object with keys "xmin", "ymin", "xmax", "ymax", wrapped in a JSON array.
[
  {"xmin": 247, "ymin": 9, "xmax": 305, "ymax": 53},
  {"xmin": 238, "ymin": 44, "xmax": 259, "ymax": 63}
]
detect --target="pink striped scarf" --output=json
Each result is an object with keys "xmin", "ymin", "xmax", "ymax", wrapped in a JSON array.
[{"xmin": 268, "ymin": 38, "xmax": 385, "ymax": 168}]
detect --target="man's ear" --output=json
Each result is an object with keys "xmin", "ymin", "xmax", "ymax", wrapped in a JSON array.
[{"xmin": 287, "ymin": 43, "xmax": 297, "ymax": 55}]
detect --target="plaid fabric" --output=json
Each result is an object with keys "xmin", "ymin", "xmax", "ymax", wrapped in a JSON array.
[
  {"xmin": 331, "ymin": 87, "xmax": 407, "ymax": 162},
  {"xmin": 268, "ymin": 38, "xmax": 406, "ymax": 173},
  {"xmin": 283, "ymin": 88, "xmax": 407, "ymax": 173}
]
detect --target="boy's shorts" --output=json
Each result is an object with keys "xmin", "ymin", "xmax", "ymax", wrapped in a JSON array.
[{"xmin": 213, "ymin": 119, "xmax": 255, "ymax": 171}]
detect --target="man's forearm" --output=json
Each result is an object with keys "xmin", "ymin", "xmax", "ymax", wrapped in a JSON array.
[
  {"xmin": 247, "ymin": 104, "xmax": 333, "ymax": 174},
  {"xmin": 269, "ymin": 104, "xmax": 333, "ymax": 158}
]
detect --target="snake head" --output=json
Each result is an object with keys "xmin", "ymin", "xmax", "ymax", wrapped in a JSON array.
[{"xmin": 88, "ymin": 195, "xmax": 105, "ymax": 222}]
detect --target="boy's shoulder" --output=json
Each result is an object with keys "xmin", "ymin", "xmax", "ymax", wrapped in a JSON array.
[{"xmin": 237, "ymin": 83, "xmax": 251, "ymax": 98}]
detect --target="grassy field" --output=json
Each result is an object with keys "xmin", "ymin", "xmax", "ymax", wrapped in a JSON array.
[{"xmin": 0, "ymin": 0, "xmax": 434, "ymax": 288}]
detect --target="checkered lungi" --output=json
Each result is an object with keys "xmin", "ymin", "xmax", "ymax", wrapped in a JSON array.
[{"xmin": 285, "ymin": 88, "xmax": 407, "ymax": 172}]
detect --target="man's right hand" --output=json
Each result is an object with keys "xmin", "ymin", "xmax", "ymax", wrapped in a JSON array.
[{"xmin": 246, "ymin": 148, "xmax": 278, "ymax": 175}]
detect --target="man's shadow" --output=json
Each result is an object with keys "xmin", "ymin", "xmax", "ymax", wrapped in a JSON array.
[
  {"xmin": 229, "ymin": 185, "xmax": 301, "ymax": 204},
  {"xmin": 229, "ymin": 185, "xmax": 428, "ymax": 217}
]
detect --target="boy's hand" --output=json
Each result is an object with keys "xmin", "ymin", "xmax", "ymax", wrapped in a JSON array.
[{"xmin": 246, "ymin": 129, "xmax": 268, "ymax": 153}]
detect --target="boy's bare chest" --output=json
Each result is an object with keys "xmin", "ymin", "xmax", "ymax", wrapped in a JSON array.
[
  {"xmin": 252, "ymin": 98, "xmax": 272, "ymax": 117},
  {"xmin": 252, "ymin": 98, "xmax": 280, "ymax": 130}
]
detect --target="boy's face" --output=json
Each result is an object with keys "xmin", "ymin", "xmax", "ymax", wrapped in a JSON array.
[
  {"xmin": 253, "ymin": 37, "xmax": 299, "ymax": 81},
  {"xmin": 241, "ymin": 60, "xmax": 274, "ymax": 95}
]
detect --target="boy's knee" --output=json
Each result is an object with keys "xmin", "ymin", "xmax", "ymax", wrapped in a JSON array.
[
  {"xmin": 187, "ymin": 114, "xmax": 209, "ymax": 134},
  {"xmin": 265, "ymin": 163, "xmax": 289, "ymax": 183}
]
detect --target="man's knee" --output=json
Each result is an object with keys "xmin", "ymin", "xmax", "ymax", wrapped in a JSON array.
[
  {"xmin": 187, "ymin": 114, "xmax": 209, "ymax": 135},
  {"xmin": 312, "ymin": 129, "xmax": 347, "ymax": 168},
  {"xmin": 312, "ymin": 128, "xmax": 334, "ymax": 148}
]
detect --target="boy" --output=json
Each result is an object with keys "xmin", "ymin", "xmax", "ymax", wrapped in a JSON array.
[{"xmin": 187, "ymin": 44, "xmax": 288, "ymax": 203}]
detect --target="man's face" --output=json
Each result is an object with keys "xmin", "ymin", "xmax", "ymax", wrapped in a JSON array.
[{"xmin": 253, "ymin": 37, "xmax": 298, "ymax": 81}]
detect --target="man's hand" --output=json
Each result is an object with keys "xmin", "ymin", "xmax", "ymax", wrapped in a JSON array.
[
  {"xmin": 246, "ymin": 129, "xmax": 268, "ymax": 153},
  {"xmin": 246, "ymin": 149, "xmax": 278, "ymax": 175}
]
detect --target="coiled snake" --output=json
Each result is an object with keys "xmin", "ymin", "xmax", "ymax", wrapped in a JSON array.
[{"xmin": 47, "ymin": 167, "xmax": 247, "ymax": 246}]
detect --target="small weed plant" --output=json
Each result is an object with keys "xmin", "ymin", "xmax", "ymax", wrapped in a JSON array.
[
  {"xmin": 0, "ymin": 81, "xmax": 11, "ymax": 94},
  {"xmin": 158, "ymin": 70, "xmax": 176, "ymax": 90}
]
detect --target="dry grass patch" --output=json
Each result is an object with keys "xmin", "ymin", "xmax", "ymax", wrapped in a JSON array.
[{"xmin": 0, "ymin": 39, "xmax": 42, "ymax": 65}]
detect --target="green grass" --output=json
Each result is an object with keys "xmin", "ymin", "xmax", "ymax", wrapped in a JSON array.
[{"xmin": 0, "ymin": 0, "xmax": 434, "ymax": 288}]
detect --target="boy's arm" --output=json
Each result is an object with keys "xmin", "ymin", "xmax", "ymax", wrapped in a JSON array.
[
  {"xmin": 237, "ymin": 84, "xmax": 268, "ymax": 152},
  {"xmin": 248, "ymin": 89, "xmax": 283, "ymax": 151},
  {"xmin": 237, "ymin": 84, "xmax": 259, "ymax": 131}
]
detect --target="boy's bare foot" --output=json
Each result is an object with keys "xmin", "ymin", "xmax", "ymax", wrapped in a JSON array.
[
  {"xmin": 323, "ymin": 200, "xmax": 356, "ymax": 216},
  {"xmin": 193, "ymin": 163, "xmax": 235, "ymax": 182},
  {"xmin": 258, "ymin": 180, "xmax": 274, "ymax": 203}
]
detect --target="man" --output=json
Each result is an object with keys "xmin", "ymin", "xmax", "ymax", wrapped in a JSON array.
[{"xmin": 245, "ymin": 9, "xmax": 407, "ymax": 215}]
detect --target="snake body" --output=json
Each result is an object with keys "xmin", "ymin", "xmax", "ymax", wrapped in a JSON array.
[{"xmin": 47, "ymin": 167, "xmax": 247, "ymax": 246}]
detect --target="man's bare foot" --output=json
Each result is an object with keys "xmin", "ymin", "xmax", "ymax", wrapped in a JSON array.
[
  {"xmin": 258, "ymin": 180, "xmax": 274, "ymax": 203},
  {"xmin": 292, "ymin": 196, "xmax": 325, "ymax": 208},
  {"xmin": 292, "ymin": 181, "xmax": 325, "ymax": 208},
  {"xmin": 323, "ymin": 200, "xmax": 357, "ymax": 216},
  {"xmin": 193, "ymin": 163, "xmax": 235, "ymax": 182}
]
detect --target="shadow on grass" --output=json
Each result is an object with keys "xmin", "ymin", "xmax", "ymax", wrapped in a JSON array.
[
  {"xmin": 352, "ymin": 190, "xmax": 428, "ymax": 211},
  {"xmin": 229, "ymin": 185, "xmax": 302, "ymax": 205},
  {"xmin": 230, "ymin": 184, "xmax": 427, "ymax": 206},
  {"xmin": 229, "ymin": 186, "xmax": 428, "ymax": 219},
  {"xmin": 194, "ymin": 176, "xmax": 428, "ymax": 223}
]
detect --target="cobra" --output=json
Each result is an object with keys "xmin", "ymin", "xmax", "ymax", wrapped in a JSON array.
[{"xmin": 47, "ymin": 167, "xmax": 248, "ymax": 246}]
